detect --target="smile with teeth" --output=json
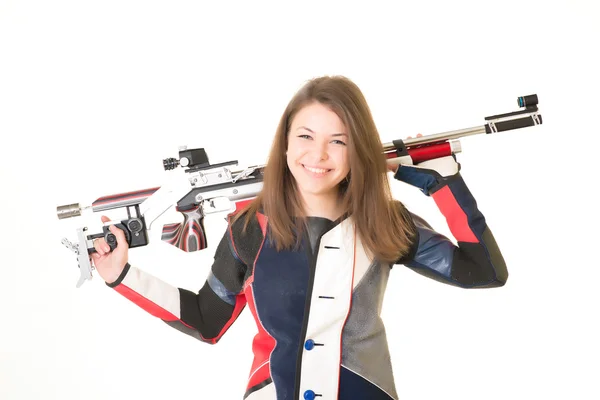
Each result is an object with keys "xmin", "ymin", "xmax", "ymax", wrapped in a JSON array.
[{"xmin": 303, "ymin": 164, "xmax": 332, "ymax": 174}]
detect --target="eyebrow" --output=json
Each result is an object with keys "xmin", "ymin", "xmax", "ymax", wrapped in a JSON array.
[{"xmin": 297, "ymin": 126, "xmax": 348, "ymax": 137}]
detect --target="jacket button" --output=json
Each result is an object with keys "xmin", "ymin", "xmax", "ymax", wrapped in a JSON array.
[
  {"xmin": 304, "ymin": 339, "xmax": 315, "ymax": 350},
  {"xmin": 304, "ymin": 390, "xmax": 316, "ymax": 400}
]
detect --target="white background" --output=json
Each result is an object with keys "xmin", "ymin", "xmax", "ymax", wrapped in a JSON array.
[{"xmin": 1, "ymin": 1, "xmax": 599, "ymax": 399}]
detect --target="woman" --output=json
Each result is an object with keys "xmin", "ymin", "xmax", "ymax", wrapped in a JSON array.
[{"xmin": 92, "ymin": 75, "xmax": 508, "ymax": 400}]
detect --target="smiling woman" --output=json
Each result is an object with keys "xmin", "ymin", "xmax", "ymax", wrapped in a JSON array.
[{"xmin": 92, "ymin": 75, "xmax": 509, "ymax": 400}]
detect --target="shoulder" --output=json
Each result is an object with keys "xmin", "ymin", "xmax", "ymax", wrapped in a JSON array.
[
  {"xmin": 227, "ymin": 209, "xmax": 268, "ymax": 266},
  {"xmin": 389, "ymin": 199, "xmax": 421, "ymax": 264}
]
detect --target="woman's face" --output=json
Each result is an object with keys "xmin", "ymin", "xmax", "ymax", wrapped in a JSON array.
[{"xmin": 286, "ymin": 102, "xmax": 351, "ymax": 200}]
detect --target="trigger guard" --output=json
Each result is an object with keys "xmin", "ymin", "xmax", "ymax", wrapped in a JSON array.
[{"xmin": 204, "ymin": 198, "xmax": 234, "ymax": 214}]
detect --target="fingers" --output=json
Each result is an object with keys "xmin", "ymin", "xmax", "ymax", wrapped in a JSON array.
[
  {"xmin": 93, "ymin": 216, "xmax": 112, "ymax": 256},
  {"xmin": 93, "ymin": 237, "xmax": 111, "ymax": 255},
  {"xmin": 109, "ymin": 224, "xmax": 129, "ymax": 249}
]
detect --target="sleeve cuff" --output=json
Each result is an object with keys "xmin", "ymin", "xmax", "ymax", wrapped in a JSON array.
[{"xmin": 106, "ymin": 262, "xmax": 132, "ymax": 288}]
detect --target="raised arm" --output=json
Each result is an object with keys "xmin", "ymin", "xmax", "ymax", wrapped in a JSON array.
[
  {"xmin": 394, "ymin": 156, "xmax": 508, "ymax": 288},
  {"xmin": 105, "ymin": 219, "xmax": 248, "ymax": 344}
]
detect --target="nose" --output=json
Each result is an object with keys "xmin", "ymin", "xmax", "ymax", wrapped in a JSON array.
[{"xmin": 308, "ymin": 140, "xmax": 329, "ymax": 163}]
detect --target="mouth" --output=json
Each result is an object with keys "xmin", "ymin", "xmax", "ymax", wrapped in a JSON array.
[{"xmin": 302, "ymin": 164, "xmax": 332, "ymax": 175}]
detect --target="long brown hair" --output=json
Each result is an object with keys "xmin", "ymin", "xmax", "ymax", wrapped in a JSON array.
[{"xmin": 232, "ymin": 75, "xmax": 416, "ymax": 264}]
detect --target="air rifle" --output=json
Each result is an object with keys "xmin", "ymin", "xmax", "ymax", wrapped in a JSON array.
[{"xmin": 57, "ymin": 94, "xmax": 542, "ymax": 288}]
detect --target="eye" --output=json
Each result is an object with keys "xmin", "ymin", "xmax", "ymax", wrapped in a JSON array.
[
  {"xmin": 298, "ymin": 134, "xmax": 313, "ymax": 140},
  {"xmin": 331, "ymin": 140, "xmax": 347, "ymax": 146}
]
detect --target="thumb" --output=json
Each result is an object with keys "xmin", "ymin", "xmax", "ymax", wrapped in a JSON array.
[{"xmin": 109, "ymin": 224, "xmax": 129, "ymax": 248}]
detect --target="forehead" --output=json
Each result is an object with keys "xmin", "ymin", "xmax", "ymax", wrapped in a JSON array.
[{"xmin": 291, "ymin": 102, "xmax": 346, "ymax": 133}]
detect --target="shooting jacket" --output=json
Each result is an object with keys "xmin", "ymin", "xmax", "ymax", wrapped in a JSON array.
[{"xmin": 107, "ymin": 172, "xmax": 508, "ymax": 400}]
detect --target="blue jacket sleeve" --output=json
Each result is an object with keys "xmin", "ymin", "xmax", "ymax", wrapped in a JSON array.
[{"xmin": 397, "ymin": 173, "xmax": 508, "ymax": 288}]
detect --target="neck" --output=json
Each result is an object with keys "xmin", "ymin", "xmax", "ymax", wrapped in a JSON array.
[{"xmin": 300, "ymin": 191, "xmax": 343, "ymax": 221}]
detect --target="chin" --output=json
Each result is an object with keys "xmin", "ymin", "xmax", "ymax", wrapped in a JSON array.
[{"xmin": 298, "ymin": 181, "xmax": 342, "ymax": 196}]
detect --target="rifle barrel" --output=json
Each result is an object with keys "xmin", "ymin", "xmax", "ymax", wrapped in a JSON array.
[{"xmin": 382, "ymin": 125, "xmax": 486, "ymax": 152}]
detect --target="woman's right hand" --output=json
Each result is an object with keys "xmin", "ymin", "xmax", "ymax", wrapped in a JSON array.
[{"xmin": 91, "ymin": 215, "xmax": 130, "ymax": 285}]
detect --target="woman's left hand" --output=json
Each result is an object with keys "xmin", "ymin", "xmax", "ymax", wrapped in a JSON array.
[{"xmin": 386, "ymin": 133, "xmax": 422, "ymax": 172}]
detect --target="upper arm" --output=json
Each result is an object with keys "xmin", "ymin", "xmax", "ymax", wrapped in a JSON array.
[{"xmin": 176, "ymin": 219, "xmax": 250, "ymax": 343}]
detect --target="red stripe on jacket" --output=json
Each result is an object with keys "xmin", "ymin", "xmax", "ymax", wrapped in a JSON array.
[
  {"xmin": 114, "ymin": 284, "xmax": 182, "ymax": 323},
  {"xmin": 244, "ymin": 283, "xmax": 276, "ymax": 388},
  {"xmin": 432, "ymin": 186, "xmax": 478, "ymax": 243}
]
